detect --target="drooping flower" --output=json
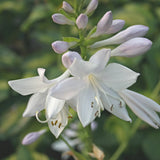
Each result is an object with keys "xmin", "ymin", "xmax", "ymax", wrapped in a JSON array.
[
  {"xmin": 8, "ymin": 68, "xmax": 74, "ymax": 138},
  {"xmin": 52, "ymin": 49, "xmax": 160, "ymax": 128}
]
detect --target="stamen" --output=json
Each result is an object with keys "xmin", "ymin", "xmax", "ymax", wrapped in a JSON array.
[
  {"xmin": 55, "ymin": 120, "xmax": 58, "ymax": 125},
  {"xmin": 36, "ymin": 111, "xmax": 49, "ymax": 123},
  {"xmin": 95, "ymin": 111, "xmax": 99, "ymax": 117},
  {"xmin": 51, "ymin": 121, "xmax": 54, "ymax": 126},
  {"xmin": 59, "ymin": 123, "xmax": 62, "ymax": 128},
  {"xmin": 68, "ymin": 116, "xmax": 73, "ymax": 119},
  {"xmin": 91, "ymin": 101, "xmax": 94, "ymax": 108},
  {"xmin": 110, "ymin": 105, "xmax": 113, "ymax": 111}
]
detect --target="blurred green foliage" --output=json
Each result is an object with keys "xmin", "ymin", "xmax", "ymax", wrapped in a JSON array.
[{"xmin": 0, "ymin": 0, "xmax": 160, "ymax": 160}]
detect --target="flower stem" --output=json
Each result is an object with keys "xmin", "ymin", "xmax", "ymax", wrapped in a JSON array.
[
  {"xmin": 109, "ymin": 118, "xmax": 141, "ymax": 160},
  {"xmin": 60, "ymin": 135, "xmax": 87, "ymax": 160}
]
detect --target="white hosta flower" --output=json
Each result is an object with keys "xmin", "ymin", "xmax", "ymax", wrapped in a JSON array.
[
  {"xmin": 85, "ymin": 0, "xmax": 98, "ymax": 15},
  {"xmin": 111, "ymin": 37, "xmax": 152, "ymax": 57},
  {"xmin": 90, "ymin": 25, "xmax": 149, "ymax": 48},
  {"xmin": 8, "ymin": 69, "xmax": 72, "ymax": 138},
  {"xmin": 76, "ymin": 14, "xmax": 88, "ymax": 30},
  {"xmin": 22, "ymin": 129, "xmax": 46, "ymax": 145},
  {"xmin": 52, "ymin": 13, "xmax": 74, "ymax": 25},
  {"xmin": 119, "ymin": 89, "xmax": 160, "ymax": 128},
  {"xmin": 52, "ymin": 41, "xmax": 77, "ymax": 54},
  {"xmin": 91, "ymin": 11, "xmax": 113, "ymax": 38},
  {"xmin": 62, "ymin": 1, "xmax": 74, "ymax": 13},
  {"xmin": 51, "ymin": 49, "xmax": 140, "ymax": 127}
]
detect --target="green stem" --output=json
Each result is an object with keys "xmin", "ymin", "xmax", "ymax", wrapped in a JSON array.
[
  {"xmin": 79, "ymin": 30, "xmax": 86, "ymax": 58},
  {"xmin": 109, "ymin": 119, "xmax": 141, "ymax": 160},
  {"xmin": 60, "ymin": 135, "xmax": 87, "ymax": 160},
  {"xmin": 152, "ymin": 80, "xmax": 160, "ymax": 99}
]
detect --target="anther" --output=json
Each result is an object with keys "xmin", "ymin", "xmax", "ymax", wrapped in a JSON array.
[
  {"xmin": 68, "ymin": 116, "xmax": 72, "ymax": 119},
  {"xmin": 55, "ymin": 120, "xmax": 58, "ymax": 125},
  {"xmin": 51, "ymin": 121, "xmax": 54, "ymax": 126},
  {"xmin": 95, "ymin": 111, "xmax": 99, "ymax": 117},
  {"xmin": 119, "ymin": 101, "xmax": 122, "ymax": 108},
  {"xmin": 59, "ymin": 123, "xmax": 62, "ymax": 128},
  {"xmin": 110, "ymin": 105, "xmax": 113, "ymax": 111}
]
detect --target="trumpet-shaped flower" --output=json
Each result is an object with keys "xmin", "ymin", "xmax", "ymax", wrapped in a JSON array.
[
  {"xmin": 51, "ymin": 49, "xmax": 140, "ymax": 126},
  {"xmin": 52, "ymin": 49, "xmax": 160, "ymax": 128},
  {"xmin": 8, "ymin": 69, "xmax": 74, "ymax": 138}
]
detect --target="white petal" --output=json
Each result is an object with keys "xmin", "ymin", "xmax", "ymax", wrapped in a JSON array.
[
  {"xmin": 23, "ymin": 91, "xmax": 47, "ymax": 117},
  {"xmin": 105, "ymin": 19, "xmax": 125, "ymax": 34},
  {"xmin": 46, "ymin": 94, "xmax": 65, "ymax": 119},
  {"xmin": 96, "ymin": 63, "xmax": 140, "ymax": 91},
  {"xmin": 120, "ymin": 89, "xmax": 160, "ymax": 128},
  {"xmin": 99, "ymin": 84, "xmax": 131, "ymax": 121},
  {"xmin": 69, "ymin": 58, "xmax": 97, "ymax": 77},
  {"xmin": 48, "ymin": 107, "xmax": 68, "ymax": 138},
  {"xmin": 89, "ymin": 48, "xmax": 111, "ymax": 71},
  {"xmin": 51, "ymin": 77, "xmax": 85, "ymax": 100},
  {"xmin": 77, "ymin": 83, "xmax": 98, "ymax": 127},
  {"xmin": 111, "ymin": 38, "xmax": 152, "ymax": 57}
]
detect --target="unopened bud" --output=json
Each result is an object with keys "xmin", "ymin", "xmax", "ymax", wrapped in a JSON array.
[
  {"xmin": 111, "ymin": 37, "xmax": 152, "ymax": 57},
  {"xmin": 91, "ymin": 25, "xmax": 149, "ymax": 48},
  {"xmin": 52, "ymin": 13, "xmax": 74, "ymax": 25},
  {"xmin": 85, "ymin": 0, "xmax": 98, "ymax": 15},
  {"xmin": 22, "ymin": 129, "xmax": 46, "ymax": 145},
  {"xmin": 62, "ymin": 51, "xmax": 82, "ymax": 68},
  {"xmin": 105, "ymin": 19, "xmax": 125, "ymax": 34},
  {"xmin": 62, "ymin": 1, "xmax": 74, "ymax": 13},
  {"xmin": 52, "ymin": 41, "xmax": 77, "ymax": 54},
  {"xmin": 76, "ymin": 14, "xmax": 88, "ymax": 29},
  {"xmin": 91, "ymin": 11, "xmax": 112, "ymax": 37}
]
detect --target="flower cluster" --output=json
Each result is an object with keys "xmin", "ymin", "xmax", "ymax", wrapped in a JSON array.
[{"xmin": 8, "ymin": 0, "xmax": 160, "ymax": 139}]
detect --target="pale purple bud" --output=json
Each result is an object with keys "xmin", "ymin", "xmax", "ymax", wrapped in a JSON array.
[
  {"xmin": 62, "ymin": 1, "xmax": 74, "ymax": 13},
  {"xmin": 22, "ymin": 129, "xmax": 46, "ymax": 145},
  {"xmin": 76, "ymin": 14, "xmax": 88, "ymax": 29},
  {"xmin": 85, "ymin": 0, "xmax": 98, "ymax": 15},
  {"xmin": 52, "ymin": 41, "xmax": 77, "ymax": 54},
  {"xmin": 90, "ymin": 25, "xmax": 149, "ymax": 48},
  {"xmin": 91, "ymin": 11, "xmax": 112, "ymax": 37},
  {"xmin": 62, "ymin": 51, "xmax": 82, "ymax": 68},
  {"xmin": 91, "ymin": 121, "xmax": 98, "ymax": 131},
  {"xmin": 105, "ymin": 19, "xmax": 125, "ymax": 34},
  {"xmin": 52, "ymin": 13, "xmax": 74, "ymax": 25},
  {"xmin": 111, "ymin": 37, "xmax": 152, "ymax": 57},
  {"xmin": 64, "ymin": 129, "xmax": 78, "ymax": 137}
]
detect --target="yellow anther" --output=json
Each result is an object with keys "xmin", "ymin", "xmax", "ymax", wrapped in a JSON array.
[{"xmin": 55, "ymin": 120, "xmax": 58, "ymax": 125}]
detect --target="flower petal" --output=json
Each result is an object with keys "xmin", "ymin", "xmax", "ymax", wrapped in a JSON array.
[
  {"xmin": 99, "ymin": 85, "xmax": 131, "ymax": 121},
  {"xmin": 51, "ymin": 77, "xmax": 85, "ymax": 100},
  {"xmin": 89, "ymin": 48, "xmax": 111, "ymax": 71},
  {"xmin": 96, "ymin": 63, "xmax": 140, "ymax": 91},
  {"xmin": 46, "ymin": 95, "xmax": 65, "ymax": 119},
  {"xmin": 77, "ymin": 83, "xmax": 98, "ymax": 127},
  {"xmin": 23, "ymin": 91, "xmax": 47, "ymax": 117},
  {"xmin": 69, "ymin": 59, "xmax": 97, "ymax": 77},
  {"xmin": 48, "ymin": 107, "xmax": 68, "ymax": 138},
  {"xmin": 120, "ymin": 89, "xmax": 160, "ymax": 128}
]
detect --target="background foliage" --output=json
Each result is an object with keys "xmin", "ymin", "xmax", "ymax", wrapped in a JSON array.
[{"xmin": 0, "ymin": 0, "xmax": 160, "ymax": 159}]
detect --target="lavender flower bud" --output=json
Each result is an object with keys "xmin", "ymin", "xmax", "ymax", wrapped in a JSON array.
[
  {"xmin": 91, "ymin": 25, "xmax": 149, "ymax": 48},
  {"xmin": 91, "ymin": 11, "xmax": 112, "ymax": 37},
  {"xmin": 85, "ymin": 0, "xmax": 98, "ymax": 15},
  {"xmin": 62, "ymin": 1, "xmax": 74, "ymax": 13},
  {"xmin": 76, "ymin": 14, "xmax": 88, "ymax": 29},
  {"xmin": 52, "ymin": 41, "xmax": 77, "ymax": 54},
  {"xmin": 105, "ymin": 19, "xmax": 125, "ymax": 34},
  {"xmin": 52, "ymin": 13, "xmax": 74, "ymax": 25},
  {"xmin": 62, "ymin": 51, "xmax": 82, "ymax": 68},
  {"xmin": 111, "ymin": 37, "xmax": 152, "ymax": 57},
  {"xmin": 22, "ymin": 129, "xmax": 46, "ymax": 145}
]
